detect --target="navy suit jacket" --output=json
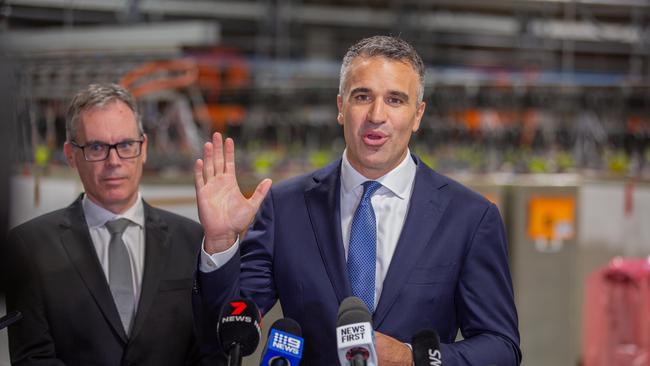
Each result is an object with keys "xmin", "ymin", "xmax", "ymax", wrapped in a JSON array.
[{"xmin": 195, "ymin": 156, "xmax": 521, "ymax": 365}]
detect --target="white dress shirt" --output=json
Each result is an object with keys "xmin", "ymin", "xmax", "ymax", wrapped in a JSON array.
[
  {"xmin": 83, "ymin": 194, "xmax": 146, "ymax": 308},
  {"xmin": 339, "ymin": 149, "xmax": 416, "ymax": 308},
  {"xmin": 200, "ymin": 150, "xmax": 417, "ymax": 310}
]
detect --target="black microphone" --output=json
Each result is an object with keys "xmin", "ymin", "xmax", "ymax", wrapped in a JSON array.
[
  {"xmin": 217, "ymin": 298, "xmax": 262, "ymax": 366},
  {"xmin": 0, "ymin": 311, "xmax": 22, "ymax": 330},
  {"xmin": 259, "ymin": 318, "xmax": 304, "ymax": 366},
  {"xmin": 412, "ymin": 329, "xmax": 442, "ymax": 366},
  {"xmin": 336, "ymin": 296, "xmax": 377, "ymax": 366}
]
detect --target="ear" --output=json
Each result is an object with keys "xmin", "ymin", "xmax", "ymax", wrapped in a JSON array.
[
  {"xmin": 337, "ymin": 94, "xmax": 343, "ymax": 126},
  {"xmin": 412, "ymin": 101, "xmax": 426, "ymax": 133},
  {"xmin": 141, "ymin": 134, "xmax": 148, "ymax": 164},
  {"xmin": 63, "ymin": 141, "xmax": 77, "ymax": 168}
]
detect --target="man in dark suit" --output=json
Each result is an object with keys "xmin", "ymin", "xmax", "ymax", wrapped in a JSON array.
[
  {"xmin": 5, "ymin": 83, "xmax": 223, "ymax": 365},
  {"xmin": 193, "ymin": 36, "xmax": 521, "ymax": 365}
]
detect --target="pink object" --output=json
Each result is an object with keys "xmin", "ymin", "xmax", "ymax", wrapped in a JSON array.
[{"xmin": 582, "ymin": 257, "xmax": 650, "ymax": 366}]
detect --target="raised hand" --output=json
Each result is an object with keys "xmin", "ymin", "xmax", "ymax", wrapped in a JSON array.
[{"xmin": 194, "ymin": 132, "xmax": 272, "ymax": 254}]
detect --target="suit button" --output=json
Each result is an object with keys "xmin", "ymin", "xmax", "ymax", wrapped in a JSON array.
[{"xmin": 192, "ymin": 279, "xmax": 199, "ymax": 293}]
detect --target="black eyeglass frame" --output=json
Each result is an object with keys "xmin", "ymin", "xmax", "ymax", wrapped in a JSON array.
[{"xmin": 70, "ymin": 138, "xmax": 145, "ymax": 162}]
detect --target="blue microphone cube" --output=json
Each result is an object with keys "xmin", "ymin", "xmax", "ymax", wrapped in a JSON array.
[{"xmin": 260, "ymin": 329, "xmax": 304, "ymax": 365}]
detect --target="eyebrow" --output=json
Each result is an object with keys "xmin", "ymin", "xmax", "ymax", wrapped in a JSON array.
[
  {"xmin": 349, "ymin": 87, "xmax": 410, "ymax": 102},
  {"xmin": 84, "ymin": 138, "xmax": 140, "ymax": 145},
  {"xmin": 349, "ymin": 87, "xmax": 371, "ymax": 96}
]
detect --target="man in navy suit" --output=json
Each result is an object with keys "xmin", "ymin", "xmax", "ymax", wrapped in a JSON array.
[{"xmin": 193, "ymin": 36, "xmax": 521, "ymax": 365}]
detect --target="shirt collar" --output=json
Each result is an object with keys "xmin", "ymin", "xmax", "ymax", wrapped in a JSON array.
[
  {"xmin": 82, "ymin": 193, "xmax": 145, "ymax": 229},
  {"xmin": 340, "ymin": 148, "xmax": 416, "ymax": 199}
]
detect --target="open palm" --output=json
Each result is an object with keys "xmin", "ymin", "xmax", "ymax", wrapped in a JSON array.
[{"xmin": 194, "ymin": 133, "xmax": 272, "ymax": 253}]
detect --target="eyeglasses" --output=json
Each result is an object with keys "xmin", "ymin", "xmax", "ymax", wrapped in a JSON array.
[{"xmin": 70, "ymin": 138, "xmax": 144, "ymax": 162}]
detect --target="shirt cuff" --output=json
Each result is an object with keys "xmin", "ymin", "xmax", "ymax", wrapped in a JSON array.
[
  {"xmin": 404, "ymin": 342, "xmax": 414, "ymax": 366},
  {"xmin": 198, "ymin": 236, "xmax": 240, "ymax": 273}
]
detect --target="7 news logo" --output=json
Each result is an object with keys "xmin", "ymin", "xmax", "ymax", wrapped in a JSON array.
[
  {"xmin": 221, "ymin": 301, "xmax": 254, "ymax": 323},
  {"xmin": 229, "ymin": 301, "xmax": 247, "ymax": 315},
  {"xmin": 271, "ymin": 330, "xmax": 302, "ymax": 355}
]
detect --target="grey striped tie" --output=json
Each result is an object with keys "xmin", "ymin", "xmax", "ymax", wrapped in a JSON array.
[{"xmin": 105, "ymin": 218, "xmax": 135, "ymax": 335}]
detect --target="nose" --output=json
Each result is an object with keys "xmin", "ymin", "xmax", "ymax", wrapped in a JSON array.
[
  {"xmin": 105, "ymin": 146, "xmax": 122, "ymax": 166},
  {"xmin": 367, "ymin": 98, "xmax": 387, "ymax": 124}
]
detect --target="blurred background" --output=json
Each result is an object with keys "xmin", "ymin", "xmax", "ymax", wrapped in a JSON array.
[{"xmin": 0, "ymin": 0, "xmax": 649, "ymax": 365}]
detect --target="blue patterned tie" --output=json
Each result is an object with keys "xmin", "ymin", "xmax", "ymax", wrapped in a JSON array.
[{"xmin": 347, "ymin": 181, "xmax": 382, "ymax": 313}]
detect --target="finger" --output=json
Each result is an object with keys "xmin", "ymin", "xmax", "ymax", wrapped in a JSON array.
[
  {"xmin": 203, "ymin": 142, "xmax": 214, "ymax": 180},
  {"xmin": 212, "ymin": 132, "xmax": 225, "ymax": 174},
  {"xmin": 194, "ymin": 159, "xmax": 205, "ymax": 189},
  {"xmin": 224, "ymin": 137, "xmax": 236, "ymax": 175},
  {"xmin": 248, "ymin": 178, "xmax": 272, "ymax": 211}
]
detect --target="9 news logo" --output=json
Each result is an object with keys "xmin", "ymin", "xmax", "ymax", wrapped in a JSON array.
[{"xmin": 271, "ymin": 330, "xmax": 302, "ymax": 355}]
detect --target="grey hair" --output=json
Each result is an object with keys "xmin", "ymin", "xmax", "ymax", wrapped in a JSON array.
[
  {"xmin": 65, "ymin": 83, "xmax": 143, "ymax": 141},
  {"xmin": 339, "ymin": 35, "xmax": 425, "ymax": 104}
]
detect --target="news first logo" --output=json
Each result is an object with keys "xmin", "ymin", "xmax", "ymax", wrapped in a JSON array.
[
  {"xmin": 270, "ymin": 329, "xmax": 303, "ymax": 356},
  {"xmin": 337, "ymin": 322, "xmax": 372, "ymax": 346}
]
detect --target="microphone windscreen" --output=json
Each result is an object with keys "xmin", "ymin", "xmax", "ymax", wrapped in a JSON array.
[
  {"xmin": 337, "ymin": 296, "xmax": 371, "ymax": 326},
  {"xmin": 261, "ymin": 317, "xmax": 304, "ymax": 365},
  {"xmin": 217, "ymin": 298, "xmax": 262, "ymax": 356},
  {"xmin": 269, "ymin": 317, "xmax": 302, "ymax": 337},
  {"xmin": 412, "ymin": 329, "xmax": 441, "ymax": 366},
  {"xmin": 336, "ymin": 297, "xmax": 378, "ymax": 366}
]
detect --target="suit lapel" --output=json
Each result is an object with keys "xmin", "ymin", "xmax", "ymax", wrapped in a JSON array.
[
  {"xmin": 373, "ymin": 160, "xmax": 451, "ymax": 328},
  {"xmin": 129, "ymin": 202, "xmax": 170, "ymax": 339},
  {"xmin": 304, "ymin": 160, "xmax": 351, "ymax": 303},
  {"xmin": 59, "ymin": 195, "xmax": 128, "ymax": 342}
]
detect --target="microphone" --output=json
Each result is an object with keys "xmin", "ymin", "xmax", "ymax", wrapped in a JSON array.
[
  {"xmin": 259, "ymin": 318, "xmax": 304, "ymax": 366},
  {"xmin": 412, "ymin": 329, "xmax": 442, "ymax": 366},
  {"xmin": 336, "ymin": 296, "xmax": 377, "ymax": 366},
  {"xmin": 0, "ymin": 311, "xmax": 23, "ymax": 330},
  {"xmin": 217, "ymin": 298, "xmax": 262, "ymax": 366}
]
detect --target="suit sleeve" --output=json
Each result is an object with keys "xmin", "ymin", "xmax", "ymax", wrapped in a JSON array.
[
  {"xmin": 5, "ymin": 228, "xmax": 67, "ymax": 366},
  {"xmin": 442, "ymin": 203, "xmax": 522, "ymax": 365},
  {"xmin": 193, "ymin": 189, "xmax": 278, "ymax": 353}
]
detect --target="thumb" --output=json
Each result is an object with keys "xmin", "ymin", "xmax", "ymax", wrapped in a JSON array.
[{"xmin": 248, "ymin": 178, "xmax": 272, "ymax": 210}]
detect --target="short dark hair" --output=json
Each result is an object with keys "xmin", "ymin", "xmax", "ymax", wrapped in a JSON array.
[
  {"xmin": 339, "ymin": 35, "xmax": 425, "ymax": 103},
  {"xmin": 66, "ymin": 83, "xmax": 142, "ymax": 141}
]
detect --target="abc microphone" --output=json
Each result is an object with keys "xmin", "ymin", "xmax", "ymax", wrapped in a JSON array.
[
  {"xmin": 412, "ymin": 329, "xmax": 442, "ymax": 366},
  {"xmin": 336, "ymin": 296, "xmax": 378, "ymax": 366},
  {"xmin": 217, "ymin": 298, "xmax": 262, "ymax": 366},
  {"xmin": 259, "ymin": 318, "xmax": 304, "ymax": 366}
]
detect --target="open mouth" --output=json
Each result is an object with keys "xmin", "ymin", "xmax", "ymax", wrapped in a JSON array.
[{"xmin": 363, "ymin": 131, "xmax": 388, "ymax": 146}]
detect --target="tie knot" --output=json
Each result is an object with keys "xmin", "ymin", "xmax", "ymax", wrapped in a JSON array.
[
  {"xmin": 361, "ymin": 181, "xmax": 382, "ymax": 200},
  {"xmin": 105, "ymin": 218, "xmax": 131, "ymax": 235}
]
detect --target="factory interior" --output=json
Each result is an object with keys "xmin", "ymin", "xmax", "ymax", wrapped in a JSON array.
[{"xmin": 1, "ymin": 0, "xmax": 649, "ymax": 365}]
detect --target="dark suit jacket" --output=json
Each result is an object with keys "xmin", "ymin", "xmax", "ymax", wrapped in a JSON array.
[
  {"xmin": 5, "ymin": 195, "xmax": 225, "ymax": 366},
  {"xmin": 195, "ymin": 156, "xmax": 521, "ymax": 365}
]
